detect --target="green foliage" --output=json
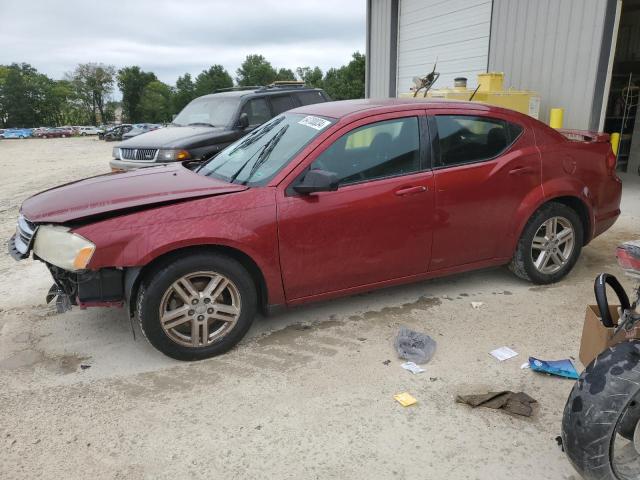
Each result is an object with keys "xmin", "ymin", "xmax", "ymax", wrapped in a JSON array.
[
  {"xmin": 173, "ymin": 73, "xmax": 196, "ymax": 113},
  {"xmin": 139, "ymin": 80, "xmax": 174, "ymax": 123},
  {"xmin": 68, "ymin": 63, "xmax": 116, "ymax": 124},
  {"xmin": 117, "ymin": 66, "xmax": 157, "ymax": 123},
  {"xmin": 296, "ymin": 66, "xmax": 324, "ymax": 88},
  {"xmin": 194, "ymin": 65, "xmax": 233, "ymax": 97},
  {"xmin": 236, "ymin": 54, "xmax": 277, "ymax": 87},
  {"xmin": 275, "ymin": 68, "xmax": 296, "ymax": 82},
  {"xmin": 321, "ymin": 52, "xmax": 365, "ymax": 100}
]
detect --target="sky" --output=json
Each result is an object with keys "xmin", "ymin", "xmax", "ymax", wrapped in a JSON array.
[{"xmin": 0, "ymin": 0, "xmax": 366, "ymax": 87}]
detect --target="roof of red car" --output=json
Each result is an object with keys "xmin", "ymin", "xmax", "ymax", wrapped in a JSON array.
[{"xmin": 291, "ymin": 98, "xmax": 497, "ymax": 119}]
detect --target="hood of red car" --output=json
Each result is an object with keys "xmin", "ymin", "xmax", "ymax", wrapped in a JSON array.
[{"xmin": 21, "ymin": 163, "xmax": 247, "ymax": 224}]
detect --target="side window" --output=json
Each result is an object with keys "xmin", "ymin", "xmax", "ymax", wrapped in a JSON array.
[
  {"xmin": 270, "ymin": 95, "xmax": 296, "ymax": 115},
  {"xmin": 310, "ymin": 117, "xmax": 420, "ymax": 186},
  {"xmin": 296, "ymin": 90, "xmax": 326, "ymax": 106},
  {"xmin": 434, "ymin": 115, "xmax": 522, "ymax": 167},
  {"xmin": 241, "ymin": 98, "xmax": 271, "ymax": 126}
]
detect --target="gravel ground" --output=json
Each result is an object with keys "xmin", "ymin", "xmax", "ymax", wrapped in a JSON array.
[{"xmin": 0, "ymin": 137, "xmax": 638, "ymax": 480}]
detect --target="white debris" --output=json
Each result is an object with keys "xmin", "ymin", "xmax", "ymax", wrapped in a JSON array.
[
  {"xmin": 471, "ymin": 302, "xmax": 484, "ymax": 309},
  {"xmin": 401, "ymin": 361, "xmax": 426, "ymax": 374},
  {"xmin": 490, "ymin": 346, "xmax": 519, "ymax": 362}
]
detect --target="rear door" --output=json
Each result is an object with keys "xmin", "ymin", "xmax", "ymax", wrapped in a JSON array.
[
  {"xmin": 277, "ymin": 111, "xmax": 434, "ymax": 300},
  {"xmin": 269, "ymin": 94, "xmax": 297, "ymax": 116},
  {"xmin": 428, "ymin": 110, "xmax": 540, "ymax": 270}
]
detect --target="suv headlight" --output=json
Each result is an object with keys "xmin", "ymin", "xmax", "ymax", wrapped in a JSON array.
[
  {"xmin": 112, "ymin": 147, "xmax": 120, "ymax": 159},
  {"xmin": 33, "ymin": 226, "xmax": 96, "ymax": 271},
  {"xmin": 157, "ymin": 149, "xmax": 191, "ymax": 162}
]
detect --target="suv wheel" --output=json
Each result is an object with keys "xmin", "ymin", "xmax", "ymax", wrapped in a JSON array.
[
  {"xmin": 509, "ymin": 202, "xmax": 583, "ymax": 284},
  {"xmin": 137, "ymin": 252, "xmax": 257, "ymax": 360}
]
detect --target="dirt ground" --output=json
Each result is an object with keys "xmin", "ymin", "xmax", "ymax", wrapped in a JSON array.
[{"xmin": 0, "ymin": 137, "xmax": 638, "ymax": 480}]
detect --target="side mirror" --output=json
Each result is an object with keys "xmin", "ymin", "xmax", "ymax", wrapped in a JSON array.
[
  {"xmin": 293, "ymin": 169, "xmax": 339, "ymax": 195},
  {"xmin": 236, "ymin": 113, "xmax": 249, "ymax": 129}
]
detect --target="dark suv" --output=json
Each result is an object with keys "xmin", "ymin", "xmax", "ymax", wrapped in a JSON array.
[{"xmin": 110, "ymin": 83, "xmax": 330, "ymax": 171}]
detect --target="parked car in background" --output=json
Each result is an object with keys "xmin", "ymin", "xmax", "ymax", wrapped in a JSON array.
[
  {"xmin": 110, "ymin": 82, "xmax": 329, "ymax": 171},
  {"xmin": 121, "ymin": 123, "xmax": 162, "ymax": 140},
  {"xmin": 10, "ymin": 99, "xmax": 622, "ymax": 360},
  {"xmin": 2, "ymin": 128, "xmax": 33, "ymax": 139},
  {"xmin": 39, "ymin": 127, "xmax": 74, "ymax": 138},
  {"xmin": 103, "ymin": 124, "xmax": 133, "ymax": 142},
  {"xmin": 78, "ymin": 126, "xmax": 100, "ymax": 136}
]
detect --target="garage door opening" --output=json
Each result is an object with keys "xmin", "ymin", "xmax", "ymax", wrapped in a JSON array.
[{"xmin": 603, "ymin": 0, "xmax": 640, "ymax": 174}]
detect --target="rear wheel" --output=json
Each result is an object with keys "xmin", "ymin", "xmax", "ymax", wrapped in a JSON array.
[
  {"xmin": 509, "ymin": 202, "xmax": 583, "ymax": 284},
  {"xmin": 137, "ymin": 252, "xmax": 257, "ymax": 361},
  {"xmin": 562, "ymin": 341, "xmax": 640, "ymax": 479}
]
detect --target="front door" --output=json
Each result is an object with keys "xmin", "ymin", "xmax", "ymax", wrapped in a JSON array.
[
  {"xmin": 277, "ymin": 113, "xmax": 434, "ymax": 301},
  {"xmin": 428, "ymin": 111, "xmax": 541, "ymax": 270}
]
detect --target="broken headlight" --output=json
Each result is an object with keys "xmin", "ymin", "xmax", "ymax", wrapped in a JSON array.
[{"xmin": 33, "ymin": 226, "xmax": 95, "ymax": 271}]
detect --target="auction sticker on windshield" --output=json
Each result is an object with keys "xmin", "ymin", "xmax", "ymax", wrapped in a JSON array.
[{"xmin": 298, "ymin": 116, "xmax": 331, "ymax": 130}]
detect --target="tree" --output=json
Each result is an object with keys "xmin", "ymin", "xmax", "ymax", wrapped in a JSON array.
[
  {"xmin": 117, "ymin": 66, "xmax": 157, "ymax": 123},
  {"xmin": 194, "ymin": 65, "xmax": 233, "ymax": 97},
  {"xmin": 173, "ymin": 73, "xmax": 196, "ymax": 112},
  {"xmin": 275, "ymin": 68, "xmax": 296, "ymax": 82},
  {"xmin": 139, "ymin": 80, "xmax": 173, "ymax": 123},
  {"xmin": 69, "ymin": 63, "xmax": 116, "ymax": 124},
  {"xmin": 296, "ymin": 66, "xmax": 324, "ymax": 88},
  {"xmin": 236, "ymin": 54, "xmax": 277, "ymax": 86},
  {"xmin": 322, "ymin": 52, "xmax": 366, "ymax": 100}
]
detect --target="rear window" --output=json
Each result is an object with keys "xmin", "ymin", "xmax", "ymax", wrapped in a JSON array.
[
  {"xmin": 296, "ymin": 90, "xmax": 326, "ymax": 106},
  {"xmin": 270, "ymin": 95, "xmax": 296, "ymax": 115}
]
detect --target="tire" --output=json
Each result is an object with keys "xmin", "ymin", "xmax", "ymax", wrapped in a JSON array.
[
  {"xmin": 136, "ymin": 252, "xmax": 257, "ymax": 361},
  {"xmin": 81, "ymin": 132, "xmax": 86, "ymax": 136},
  {"xmin": 509, "ymin": 202, "xmax": 583, "ymax": 284},
  {"xmin": 562, "ymin": 340, "xmax": 640, "ymax": 479}
]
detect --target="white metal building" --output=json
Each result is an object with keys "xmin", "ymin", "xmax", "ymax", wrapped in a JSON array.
[{"xmin": 366, "ymin": 0, "xmax": 640, "ymax": 172}]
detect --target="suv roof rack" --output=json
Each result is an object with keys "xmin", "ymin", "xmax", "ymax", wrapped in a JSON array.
[
  {"xmin": 213, "ymin": 86, "xmax": 262, "ymax": 93},
  {"xmin": 258, "ymin": 81, "xmax": 307, "ymax": 91}
]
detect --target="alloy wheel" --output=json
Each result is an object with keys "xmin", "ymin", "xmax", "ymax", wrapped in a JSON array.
[
  {"xmin": 159, "ymin": 271, "xmax": 241, "ymax": 348},
  {"xmin": 530, "ymin": 216, "xmax": 575, "ymax": 275}
]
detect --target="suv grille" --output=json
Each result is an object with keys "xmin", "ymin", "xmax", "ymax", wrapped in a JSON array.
[
  {"xmin": 10, "ymin": 214, "xmax": 37, "ymax": 258},
  {"xmin": 120, "ymin": 148, "xmax": 158, "ymax": 162}
]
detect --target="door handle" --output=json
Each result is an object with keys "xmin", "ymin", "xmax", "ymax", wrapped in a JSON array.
[
  {"xmin": 508, "ymin": 166, "xmax": 535, "ymax": 175},
  {"xmin": 395, "ymin": 185, "xmax": 428, "ymax": 196}
]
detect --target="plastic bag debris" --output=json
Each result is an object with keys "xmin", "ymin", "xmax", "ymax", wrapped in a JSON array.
[
  {"xmin": 489, "ymin": 346, "xmax": 518, "ymax": 361},
  {"xmin": 394, "ymin": 392, "xmax": 418, "ymax": 407},
  {"xmin": 394, "ymin": 326, "xmax": 436, "ymax": 364},
  {"xmin": 528, "ymin": 357, "xmax": 579, "ymax": 379},
  {"xmin": 471, "ymin": 301, "xmax": 484, "ymax": 309},
  {"xmin": 401, "ymin": 361, "xmax": 425, "ymax": 374}
]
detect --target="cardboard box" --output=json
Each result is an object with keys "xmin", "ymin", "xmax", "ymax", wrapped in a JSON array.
[{"xmin": 579, "ymin": 305, "xmax": 640, "ymax": 366}]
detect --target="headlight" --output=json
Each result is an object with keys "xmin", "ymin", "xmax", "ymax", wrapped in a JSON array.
[
  {"xmin": 112, "ymin": 147, "xmax": 120, "ymax": 159},
  {"xmin": 157, "ymin": 149, "xmax": 191, "ymax": 162},
  {"xmin": 33, "ymin": 226, "xmax": 96, "ymax": 271}
]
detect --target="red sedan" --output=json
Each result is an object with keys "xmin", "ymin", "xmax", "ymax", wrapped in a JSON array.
[{"xmin": 9, "ymin": 99, "xmax": 622, "ymax": 360}]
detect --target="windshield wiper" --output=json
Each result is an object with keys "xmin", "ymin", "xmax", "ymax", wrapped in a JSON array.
[
  {"xmin": 228, "ymin": 125, "xmax": 289, "ymax": 184},
  {"xmin": 187, "ymin": 122, "xmax": 215, "ymax": 127}
]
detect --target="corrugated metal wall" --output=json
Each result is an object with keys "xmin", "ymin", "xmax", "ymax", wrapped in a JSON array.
[
  {"xmin": 367, "ymin": 0, "xmax": 395, "ymax": 98},
  {"xmin": 488, "ymin": 0, "xmax": 609, "ymax": 130},
  {"xmin": 396, "ymin": 0, "xmax": 492, "ymax": 95}
]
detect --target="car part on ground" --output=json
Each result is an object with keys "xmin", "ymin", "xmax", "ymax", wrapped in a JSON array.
[
  {"xmin": 8, "ymin": 99, "xmax": 622, "ymax": 360},
  {"xmin": 109, "ymin": 83, "xmax": 330, "ymax": 172}
]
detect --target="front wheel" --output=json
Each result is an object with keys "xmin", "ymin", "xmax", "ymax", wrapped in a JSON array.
[
  {"xmin": 509, "ymin": 202, "xmax": 583, "ymax": 284},
  {"xmin": 137, "ymin": 252, "xmax": 257, "ymax": 361},
  {"xmin": 562, "ymin": 341, "xmax": 640, "ymax": 479}
]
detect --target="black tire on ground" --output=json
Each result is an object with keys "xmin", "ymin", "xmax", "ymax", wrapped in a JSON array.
[
  {"xmin": 509, "ymin": 201, "xmax": 583, "ymax": 284},
  {"xmin": 562, "ymin": 340, "xmax": 640, "ymax": 480},
  {"xmin": 136, "ymin": 252, "xmax": 257, "ymax": 361}
]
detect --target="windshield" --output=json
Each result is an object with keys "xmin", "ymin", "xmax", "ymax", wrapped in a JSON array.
[
  {"xmin": 172, "ymin": 96, "xmax": 240, "ymax": 127},
  {"xmin": 198, "ymin": 113, "xmax": 335, "ymax": 185}
]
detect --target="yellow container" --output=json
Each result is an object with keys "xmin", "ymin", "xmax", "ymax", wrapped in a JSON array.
[
  {"xmin": 549, "ymin": 108, "xmax": 564, "ymax": 129},
  {"xmin": 610, "ymin": 132, "xmax": 620, "ymax": 156},
  {"xmin": 477, "ymin": 72, "xmax": 504, "ymax": 93}
]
